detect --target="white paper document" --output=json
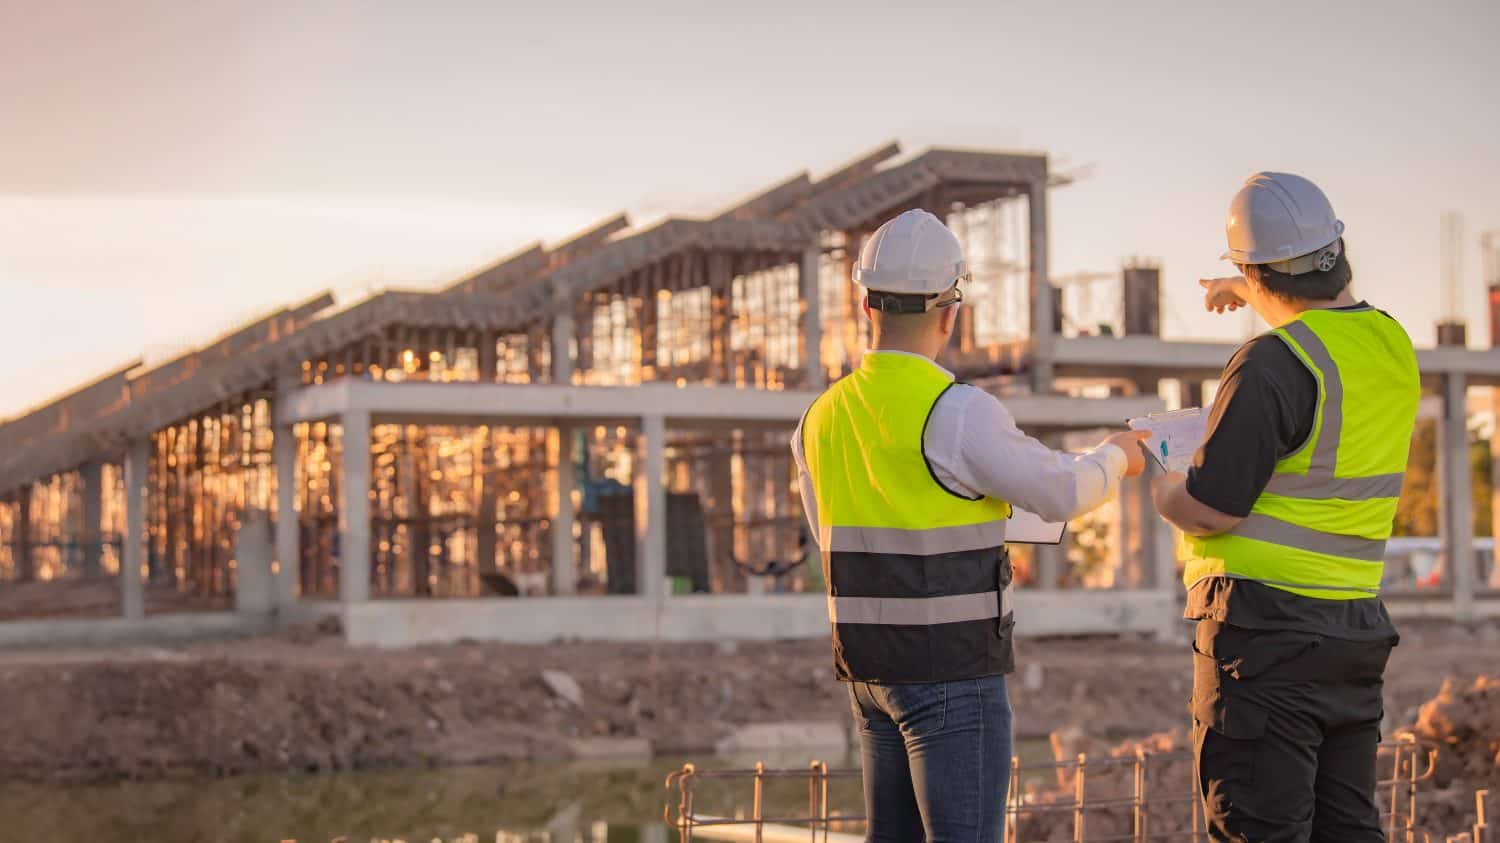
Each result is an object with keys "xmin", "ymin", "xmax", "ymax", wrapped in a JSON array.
[
  {"xmin": 1007, "ymin": 507, "xmax": 1065, "ymax": 545},
  {"xmin": 1127, "ymin": 407, "xmax": 1209, "ymax": 474}
]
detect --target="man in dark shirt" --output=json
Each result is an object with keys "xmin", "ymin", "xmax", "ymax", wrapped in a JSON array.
[{"xmin": 1151, "ymin": 172, "xmax": 1419, "ymax": 842}]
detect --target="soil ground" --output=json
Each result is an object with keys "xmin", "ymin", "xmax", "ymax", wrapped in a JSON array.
[{"xmin": 0, "ymin": 618, "xmax": 1495, "ymax": 785}]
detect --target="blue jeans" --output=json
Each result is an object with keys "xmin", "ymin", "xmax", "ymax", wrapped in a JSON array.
[{"xmin": 848, "ymin": 675, "xmax": 1012, "ymax": 842}]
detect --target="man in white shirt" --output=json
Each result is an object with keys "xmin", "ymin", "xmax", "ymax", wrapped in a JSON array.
[{"xmin": 792, "ymin": 209, "xmax": 1146, "ymax": 841}]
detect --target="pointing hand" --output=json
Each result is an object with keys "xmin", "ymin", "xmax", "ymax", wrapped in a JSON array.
[{"xmin": 1200, "ymin": 276, "xmax": 1249, "ymax": 315}]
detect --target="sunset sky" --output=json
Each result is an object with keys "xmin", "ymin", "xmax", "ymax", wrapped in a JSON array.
[{"xmin": 2, "ymin": 0, "xmax": 1497, "ymax": 417}]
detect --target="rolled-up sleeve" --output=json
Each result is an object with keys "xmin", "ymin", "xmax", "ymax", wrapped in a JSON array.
[{"xmin": 935, "ymin": 386, "xmax": 1126, "ymax": 523}]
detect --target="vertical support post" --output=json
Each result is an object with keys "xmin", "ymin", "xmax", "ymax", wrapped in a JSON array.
[
  {"xmin": 552, "ymin": 426, "xmax": 577, "ymax": 595},
  {"xmin": 121, "ymin": 440, "xmax": 147, "ymax": 620},
  {"xmin": 1491, "ymin": 387, "xmax": 1500, "ymax": 589},
  {"xmin": 1028, "ymin": 177, "xmax": 1054, "ymax": 393},
  {"xmin": 637, "ymin": 414, "xmax": 667, "ymax": 603},
  {"xmin": 1439, "ymin": 372, "xmax": 1475, "ymax": 622},
  {"xmin": 79, "ymin": 461, "xmax": 104, "ymax": 576},
  {"xmin": 475, "ymin": 429, "xmax": 498, "ymax": 583},
  {"xmin": 1034, "ymin": 432, "xmax": 1065, "ymax": 589},
  {"xmin": 552, "ymin": 312, "xmax": 575, "ymax": 384},
  {"xmin": 339, "ymin": 408, "xmax": 372, "ymax": 604},
  {"xmin": 273, "ymin": 423, "xmax": 299, "ymax": 608},
  {"xmin": 478, "ymin": 329, "xmax": 498, "ymax": 383},
  {"xmin": 14, "ymin": 484, "xmax": 32, "ymax": 581},
  {"xmin": 1182, "ymin": 379, "xmax": 1205, "ymax": 409},
  {"xmin": 799, "ymin": 244, "xmax": 825, "ymax": 390}
]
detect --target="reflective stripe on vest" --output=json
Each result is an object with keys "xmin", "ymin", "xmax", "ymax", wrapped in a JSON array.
[
  {"xmin": 800, "ymin": 352, "xmax": 1015, "ymax": 682},
  {"xmin": 1182, "ymin": 307, "xmax": 1420, "ymax": 600},
  {"xmin": 821, "ymin": 520, "xmax": 1008, "ymax": 556},
  {"xmin": 828, "ymin": 591, "xmax": 1002, "ymax": 625}
]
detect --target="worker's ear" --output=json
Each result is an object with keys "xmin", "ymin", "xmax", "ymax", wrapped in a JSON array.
[
  {"xmin": 861, "ymin": 294, "xmax": 872, "ymax": 321},
  {"xmin": 939, "ymin": 303, "xmax": 958, "ymax": 334}
]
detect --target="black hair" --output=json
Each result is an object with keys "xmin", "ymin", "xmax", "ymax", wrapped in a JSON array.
[{"xmin": 1242, "ymin": 239, "xmax": 1352, "ymax": 302}]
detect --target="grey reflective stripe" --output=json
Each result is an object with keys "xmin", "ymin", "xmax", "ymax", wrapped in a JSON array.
[
  {"xmin": 1216, "ymin": 573, "xmax": 1379, "ymax": 596},
  {"xmin": 822, "ymin": 521, "xmax": 1007, "ymax": 555},
  {"xmin": 1232, "ymin": 513, "xmax": 1388, "ymax": 562},
  {"xmin": 1281, "ymin": 321, "xmax": 1343, "ymax": 477},
  {"xmin": 829, "ymin": 591, "xmax": 1000, "ymax": 625},
  {"xmin": 1262, "ymin": 472, "xmax": 1405, "ymax": 500}
]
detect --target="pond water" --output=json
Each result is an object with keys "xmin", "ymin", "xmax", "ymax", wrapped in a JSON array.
[{"xmin": 8, "ymin": 742, "xmax": 1055, "ymax": 843}]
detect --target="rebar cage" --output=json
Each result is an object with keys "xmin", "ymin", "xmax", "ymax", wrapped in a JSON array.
[{"xmin": 665, "ymin": 736, "xmax": 1447, "ymax": 842}]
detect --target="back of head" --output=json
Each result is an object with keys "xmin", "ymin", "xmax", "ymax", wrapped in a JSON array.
[
  {"xmin": 1223, "ymin": 172, "xmax": 1352, "ymax": 302},
  {"xmin": 855, "ymin": 210, "xmax": 968, "ymax": 347}
]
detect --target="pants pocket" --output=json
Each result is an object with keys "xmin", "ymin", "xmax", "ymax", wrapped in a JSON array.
[
  {"xmin": 874, "ymin": 681, "xmax": 947, "ymax": 739},
  {"xmin": 1195, "ymin": 696, "xmax": 1271, "ymax": 837}
]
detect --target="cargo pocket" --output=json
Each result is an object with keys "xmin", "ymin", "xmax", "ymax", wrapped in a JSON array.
[{"xmin": 1194, "ymin": 697, "xmax": 1268, "ymax": 831}]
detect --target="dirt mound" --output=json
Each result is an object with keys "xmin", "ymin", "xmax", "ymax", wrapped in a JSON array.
[{"xmin": 1406, "ymin": 675, "xmax": 1500, "ymax": 834}]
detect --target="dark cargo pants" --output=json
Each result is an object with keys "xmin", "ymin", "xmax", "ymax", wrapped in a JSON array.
[{"xmin": 1191, "ymin": 619, "xmax": 1397, "ymax": 842}]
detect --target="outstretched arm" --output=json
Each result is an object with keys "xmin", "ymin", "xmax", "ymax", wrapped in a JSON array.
[{"xmin": 939, "ymin": 387, "xmax": 1147, "ymax": 523}]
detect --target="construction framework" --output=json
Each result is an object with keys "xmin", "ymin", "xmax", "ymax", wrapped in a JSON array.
[
  {"xmin": 1, "ymin": 141, "xmax": 1498, "ymax": 645},
  {"xmin": 664, "ymin": 737, "xmax": 1448, "ymax": 842}
]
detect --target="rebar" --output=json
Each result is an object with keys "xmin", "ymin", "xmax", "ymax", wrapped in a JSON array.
[{"xmin": 665, "ymin": 739, "xmax": 1453, "ymax": 842}]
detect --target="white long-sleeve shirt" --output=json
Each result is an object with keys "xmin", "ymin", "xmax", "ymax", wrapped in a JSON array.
[{"xmin": 791, "ymin": 351, "xmax": 1128, "ymax": 539}]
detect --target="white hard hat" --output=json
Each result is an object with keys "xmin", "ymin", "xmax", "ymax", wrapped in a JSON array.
[
  {"xmin": 1222, "ymin": 172, "xmax": 1345, "ymax": 275},
  {"xmin": 853, "ymin": 209, "xmax": 969, "ymax": 295}
]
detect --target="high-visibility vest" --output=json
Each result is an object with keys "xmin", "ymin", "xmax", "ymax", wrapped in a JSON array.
[
  {"xmin": 1182, "ymin": 306, "xmax": 1420, "ymax": 600},
  {"xmin": 800, "ymin": 352, "xmax": 1014, "ymax": 682}
]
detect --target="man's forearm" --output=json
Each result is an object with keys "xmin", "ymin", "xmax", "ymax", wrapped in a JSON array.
[{"xmin": 1151, "ymin": 472, "xmax": 1243, "ymax": 536}]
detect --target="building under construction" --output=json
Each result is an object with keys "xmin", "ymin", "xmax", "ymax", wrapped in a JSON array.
[{"xmin": 0, "ymin": 142, "xmax": 1496, "ymax": 647}]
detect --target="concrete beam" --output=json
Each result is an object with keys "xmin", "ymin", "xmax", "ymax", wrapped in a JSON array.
[
  {"xmin": 338, "ymin": 409, "xmax": 372, "ymax": 604},
  {"xmin": 1054, "ymin": 335, "xmax": 1500, "ymax": 386},
  {"xmin": 121, "ymin": 441, "xmax": 147, "ymax": 620},
  {"xmin": 340, "ymin": 589, "xmax": 1179, "ymax": 647},
  {"xmin": 275, "ymin": 379, "xmax": 1165, "ymax": 430},
  {"xmin": 1439, "ymin": 373, "xmax": 1476, "ymax": 622}
]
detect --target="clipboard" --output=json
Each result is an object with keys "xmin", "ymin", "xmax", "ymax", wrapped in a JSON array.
[
  {"xmin": 1127, "ymin": 407, "xmax": 1208, "ymax": 474},
  {"xmin": 1007, "ymin": 507, "xmax": 1065, "ymax": 545}
]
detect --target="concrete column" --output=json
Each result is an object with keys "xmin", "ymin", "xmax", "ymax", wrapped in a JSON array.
[
  {"xmin": 121, "ymin": 440, "xmax": 147, "ymax": 620},
  {"xmin": 636, "ymin": 414, "xmax": 667, "ymax": 603},
  {"xmin": 1033, "ymin": 432, "xmax": 1064, "ymax": 589},
  {"xmin": 1117, "ymin": 472, "xmax": 1150, "ymax": 588},
  {"xmin": 552, "ymin": 426, "xmax": 577, "ymax": 595},
  {"xmin": 1439, "ymin": 373, "xmax": 1475, "ymax": 622},
  {"xmin": 800, "ymin": 244, "xmax": 825, "ymax": 390},
  {"xmin": 1491, "ymin": 387, "xmax": 1500, "ymax": 589},
  {"xmin": 339, "ymin": 409, "xmax": 372, "ymax": 604},
  {"xmin": 477, "ymin": 330, "xmax": 498, "ymax": 383},
  {"xmin": 1027, "ymin": 179, "xmax": 1054, "ymax": 393},
  {"xmin": 552, "ymin": 312, "xmax": 575, "ymax": 384},
  {"xmin": 273, "ymin": 424, "xmax": 299, "ymax": 608},
  {"xmin": 79, "ymin": 461, "xmax": 104, "ymax": 576},
  {"xmin": 1182, "ymin": 379, "xmax": 1205, "ymax": 409},
  {"xmin": 475, "ymin": 432, "xmax": 498, "ymax": 583},
  {"xmin": 14, "ymin": 484, "xmax": 33, "ymax": 581}
]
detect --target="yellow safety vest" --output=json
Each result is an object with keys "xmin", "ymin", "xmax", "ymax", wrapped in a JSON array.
[
  {"xmin": 1182, "ymin": 306, "xmax": 1420, "ymax": 600},
  {"xmin": 801, "ymin": 352, "xmax": 1014, "ymax": 682}
]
